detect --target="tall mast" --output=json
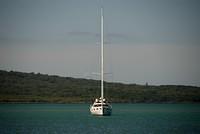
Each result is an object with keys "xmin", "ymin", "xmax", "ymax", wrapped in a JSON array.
[{"xmin": 101, "ymin": 7, "xmax": 104, "ymax": 99}]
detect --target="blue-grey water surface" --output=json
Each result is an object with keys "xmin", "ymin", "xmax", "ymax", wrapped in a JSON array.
[{"xmin": 0, "ymin": 104, "xmax": 199, "ymax": 134}]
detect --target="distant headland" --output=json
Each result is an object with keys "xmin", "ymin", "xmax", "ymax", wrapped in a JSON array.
[{"xmin": 0, "ymin": 70, "xmax": 199, "ymax": 103}]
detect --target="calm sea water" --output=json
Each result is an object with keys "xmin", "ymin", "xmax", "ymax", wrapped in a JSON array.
[{"xmin": 0, "ymin": 104, "xmax": 199, "ymax": 134}]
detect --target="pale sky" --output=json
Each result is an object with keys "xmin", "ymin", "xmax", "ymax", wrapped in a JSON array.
[{"xmin": 0, "ymin": 0, "xmax": 200, "ymax": 86}]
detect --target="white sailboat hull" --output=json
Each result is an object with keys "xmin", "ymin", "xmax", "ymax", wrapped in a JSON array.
[
  {"xmin": 90, "ymin": 98, "xmax": 112, "ymax": 116},
  {"xmin": 90, "ymin": 105, "xmax": 112, "ymax": 116}
]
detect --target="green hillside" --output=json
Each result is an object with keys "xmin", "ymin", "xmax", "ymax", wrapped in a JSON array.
[{"xmin": 0, "ymin": 70, "xmax": 199, "ymax": 103}]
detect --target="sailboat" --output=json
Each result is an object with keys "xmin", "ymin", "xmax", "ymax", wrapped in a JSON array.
[{"xmin": 90, "ymin": 8, "xmax": 112, "ymax": 116}]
